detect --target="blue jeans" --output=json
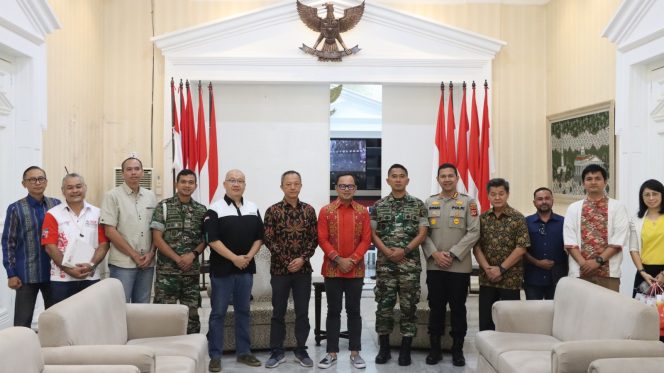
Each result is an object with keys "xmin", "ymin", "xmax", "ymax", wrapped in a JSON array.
[
  {"xmin": 208, "ymin": 273, "xmax": 253, "ymax": 359},
  {"xmin": 109, "ymin": 264, "xmax": 154, "ymax": 303},
  {"xmin": 51, "ymin": 280, "xmax": 99, "ymax": 304}
]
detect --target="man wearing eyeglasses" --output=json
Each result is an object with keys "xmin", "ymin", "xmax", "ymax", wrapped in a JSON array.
[
  {"xmin": 203, "ymin": 169, "xmax": 264, "ymax": 372},
  {"xmin": 371, "ymin": 164, "xmax": 428, "ymax": 367},
  {"xmin": 2, "ymin": 166, "xmax": 60, "ymax": 327},
  {"xmin": 523, "ymin": 187, "xmax": 567, "ymax": 300},
  {"xmin": 317, "ymin": 173, "xmax": 371, "ymax": 369}
]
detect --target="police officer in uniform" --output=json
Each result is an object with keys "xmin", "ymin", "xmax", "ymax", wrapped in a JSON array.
[
  {"xmin": 422, "ymin": 163, "xmax": 480, "ymax": 366},
  {"xmin": 151, "ymin": 169, "xmax": 207, "ymax": 334},
  {"xmin": 371, "ymin": 164, "xmax": 428, "ymax": 366}
]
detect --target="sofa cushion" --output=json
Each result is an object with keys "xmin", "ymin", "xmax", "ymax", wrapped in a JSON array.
[
  {"xmin": 552, "ymin": 278, "xmax": 659, "ymax": 341},
  {"xmin": 476, "ymin": 330, "xmax": 560, "ymax": 369},
  {"xmin": 588, "ymin": 357, "xmax": 664, "ymax": 373},
  {"xmin": 0, "ymin": 327, "xmax": 44, "ymax": 373},
  {"xmin": 128, "ymin": 334, "xmax": 206, "ymax": 373},
  {"xmin": 39, "ymin": 278, "xmax": 128, "ymax": 347},
  {"xmin": 155, "ymin": 355, "xmax": 196, "ymax": 373},
  {"xmin": 497, "ymin": 350, "xmax": 552, "ymax": 373}
]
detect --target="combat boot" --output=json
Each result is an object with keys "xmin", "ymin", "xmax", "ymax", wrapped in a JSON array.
[
  {"xmin": 451, "ymin": 337, "xmax": 466, "ymax": 366},
  {"xmin": 398, "ymin": 336, "xmax": 413, "ymax": 366},
  {"xmin": 425, "ymin": 334, "xmax": 442, "ymax": 365},
  {"xmin": 375, "ymin": 334, "xmax": 391, "ymax": 364}
]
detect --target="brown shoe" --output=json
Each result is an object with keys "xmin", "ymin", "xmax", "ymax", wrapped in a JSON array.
[
  {"xmin": 237, "ymin": 354, "xmax": 261, "ymax": 367},
  {"xmin": 209, "ymin": 358, "xmax": 222, "ymax": 372}
]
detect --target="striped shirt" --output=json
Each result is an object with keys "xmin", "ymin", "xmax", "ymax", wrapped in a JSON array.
[{"xmin": 2, "ymin": 195, "xmax": 61, "ymax": 283}]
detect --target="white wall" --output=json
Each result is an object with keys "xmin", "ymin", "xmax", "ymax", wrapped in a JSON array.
[
  {"xmin": 382, "ymin": 84, "xmax": 440, "ymax": 200},
  {"xmin": 213, "ymin": 83, "xmax": 331, "ymax": 273}
]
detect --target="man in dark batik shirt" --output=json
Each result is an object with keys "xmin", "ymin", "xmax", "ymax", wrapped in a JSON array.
[{"xmin": 263, "ymin": 170, "xmax": 318, "ymax": 368}]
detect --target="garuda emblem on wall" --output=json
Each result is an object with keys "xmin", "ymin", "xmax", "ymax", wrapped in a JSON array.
[{"xmin": 296, "ymin": 1, "xmax": 365, "ymax": 62}]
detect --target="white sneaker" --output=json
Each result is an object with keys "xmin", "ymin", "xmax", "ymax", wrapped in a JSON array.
[
  {"xmin": 350, "ymin": 354, "xmax": 366, "ymax": 369},
  {"xmin": 318, "ymin": 354, "xmax": 337, "ymax": 369}
]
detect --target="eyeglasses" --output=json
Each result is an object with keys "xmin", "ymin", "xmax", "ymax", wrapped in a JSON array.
[
  {"xmin": 337, "ymin": 184, "xmax": 356, "ymax": 191},
  {"xmin": 538, "ymin": 223, "xmax": 546, "ymax": 236},
  {"xmin": 225, "ymin": 179, "xmax": 245, "ymax": 185},
  {"xmin": 24, "ymin": 177, "xmax": 47, "ymax": 184}
]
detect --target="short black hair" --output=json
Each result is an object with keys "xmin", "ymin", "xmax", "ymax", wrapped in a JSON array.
[
  {"xmin": 336, "ymin": 173, "xmax": 356, "ymax": 185},
  {"xmin": 387, "ymin": 164, "xmax": 408, "ymax": 176},
  {"xmin": 581, "ymin": 164, "xmax": 607, "ymax": 182},
  {"xmin": 437, "ymin": 163, "xmax": 458, "ymax": 176},
  {"xmin": 638, "ymin": 179, "xmax": 664, "ymax": 218},
  {"xmin": 486, "ymin": 178, "xmax": 509, "ymax": 193},
  {"xmin": 23, "ymin": 166, "xmax": 45, "ymax": 179},
  {"xmin": 281, "ymin": 170, "xmax": 301, "ymax": 185},
  {"xmin": 121, "ymin": 157, "xmax": 143, "ymax": 170},
  {"xmin": 176, "ymin": 169, "xmax": 197, "ymax": 183},
  {"xmin": 533, "ymin": 187, "xmax": 553, "ymax": 199}
]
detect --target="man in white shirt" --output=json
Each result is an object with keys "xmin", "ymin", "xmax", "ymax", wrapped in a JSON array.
[
  {"xmin": 41, "ymin": 173, "xmax": 110, "ymax": 304},
  {"xmin": 563, "ymin": 164, "xmax": 629, "ymax": 291}
]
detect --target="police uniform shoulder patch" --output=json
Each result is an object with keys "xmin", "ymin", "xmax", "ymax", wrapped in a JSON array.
[{"xmin": 469, "ymin": 202, "xmax": 478, "ymax": 216}]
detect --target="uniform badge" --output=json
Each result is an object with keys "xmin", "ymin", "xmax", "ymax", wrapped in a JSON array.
[
  {"xmin": 453, "ymin": 218, "xmax": 460, "ymax": 225},
  {"xmin": 456, "ymin": 200, "xmax": 463, "ymax": 206},
  {"xmin": 430, "ymin": 218, "xmax": 437, "ymax": 225},
  {"xmin": 432, "ymin": 200, "xmax": 440, "ymax": 206},
  {"xmin": 470, "ymin": 202, "xmax": 478, "ymax": 216},
  {"xmin": 42, "ymin": 228, "xmax": 49, "ymax": 239}
]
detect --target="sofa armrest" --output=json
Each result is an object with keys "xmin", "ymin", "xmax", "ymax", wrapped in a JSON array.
[
  {"xmin": 126, "ymin": 303, "xmax": 188, "ymax": 340},
  {"xmin": 493, "ymin": 300, "xmax": 554, "ymax": 334},
  {"xmin": 552, "ymin": 340, "xmax": 664, "ymax": 373},
  {"xmin": 41, "ymin": 345, "xmax": 155, "ymax": 373},
  {"xmin": 44, "ymin": 365, "xmax": 140, "ymax": 373}
]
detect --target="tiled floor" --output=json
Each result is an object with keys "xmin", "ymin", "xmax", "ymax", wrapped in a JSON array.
[{"xmin": 198, "ymin": 282, "xmax": 480, "ymax": 373}]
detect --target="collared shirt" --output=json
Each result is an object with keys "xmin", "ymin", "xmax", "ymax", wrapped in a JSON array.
[
  {"xmin": 2, "ymin": 195, "xmax": 61, "ymax": 283},
  {"xmin": 150, "ymin": 196, "xmax": 207, "ymax": 275},
  {"xmin": 41, "ymin": 202, "xmax": 107, "ymax": 282},
  {"xmin": 100, "ymin": 183, "xmax": 157, "ymax": 268},
  {"xmin": 563, "ymin": 196, "xmax": 629, "ymax": 278},
  {"xmin": 524, "ymin": 213, "xmax": 567, "ymax": 287},
  {"xmin": 203, "ymin": 194, "xmax": 264, "ymax": 277},
  {"xmin": 478, "ymin": 205, "xmax": 530, "ymax": 290},
  {"xmin": 263, "ymin": 199, "xmax": 318, "ymax": 276},
  {"xmin": 370, "ymin": 193, "xmax": 428, "ymax": 274},
  {"xmin": 422, "ymin": 192, "xmax": 480, "ymax": 273},
  {"xmin": 318, "ymin": 199, "xmax": 371, "ymax": 279}
]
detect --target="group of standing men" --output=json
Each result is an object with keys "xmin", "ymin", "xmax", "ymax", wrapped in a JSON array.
[{"xmin": 3, "ymin": 157, "xmax": 628, "ymax": 371}]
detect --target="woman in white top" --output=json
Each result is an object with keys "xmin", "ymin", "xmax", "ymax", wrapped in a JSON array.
[{"xmin": 629, "ymin": 179, "xmax": 664, "ymax": 297}]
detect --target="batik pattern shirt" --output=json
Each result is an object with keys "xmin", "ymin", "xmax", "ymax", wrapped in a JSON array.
[
  {"xmin": 580, "ymin": 197, "xmax": 610, "ymax": 278},
  {"xmin": 263, "ymin": 199, "xmax": 318, "ymax": 276}
]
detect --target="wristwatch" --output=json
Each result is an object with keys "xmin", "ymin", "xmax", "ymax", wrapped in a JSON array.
[
  {"xmin": 595, "ymin": 256, "xmax": 605, "ymax": 265},
  {"xmin": 498, "ymin": 265, "xmax": 507, "ymax": 275}
]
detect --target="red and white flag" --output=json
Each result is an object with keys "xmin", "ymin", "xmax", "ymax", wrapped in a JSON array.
[
  {"xmin": 196, "ymin": 82, "xmax": 209, "ymax": 204},
  {"xmin": 185, "ymin": 81, "xmax": 198, "ymax": 172},
  {"xmin": 468, "ymin": 82, "xmax": 481, "ymax": 205},
  {"xmin": 208, "ymin": 83, "xmax": 219, "ymax": 204},
  {"xmin": 479, "ymin": 81, "xmax": 492, "ymax": 213},
  {"xmin": 170, "ymin": 78, "xmax": 183, "ymax": 173},
  {"xmin": 445, "ymin": 82, "xmax": 457, "ymax": 165},
  {"xmin": 179, "ymin": 80, "xmax": 188, "ymax": 169},
  {"xmin": 431, "ymin": 83, "xmax": 446, "ymax": 194},
  {"xmin": 456, "ymin": 83, "xmax": 469, "ymax": 193}
]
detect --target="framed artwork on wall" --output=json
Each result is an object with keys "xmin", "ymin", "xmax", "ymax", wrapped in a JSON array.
[{"xmin": 547, "ymin": 101, "xmax": 615, "ymax": 202}]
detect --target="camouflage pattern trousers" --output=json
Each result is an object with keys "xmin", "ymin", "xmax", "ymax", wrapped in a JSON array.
[
  {"xmin": 154, "ymin": 272, "xmax": 201, "ymax": 334},
  {"xmin": 374, "ymin": 269, "xmax": 421, "ymax": 337}
]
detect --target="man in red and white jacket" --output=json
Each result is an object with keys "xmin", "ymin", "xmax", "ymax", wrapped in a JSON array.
[{"xmin": 41, "ymin": 173, "xmax": 109, "ymax": 304}]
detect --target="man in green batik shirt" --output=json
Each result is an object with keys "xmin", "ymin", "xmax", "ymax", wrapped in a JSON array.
[
  {"xmin": 371, "ymin": 164, "xmax": 428, "ymax": 367},
  {"xmin": 151, "ymin": 169, "xmax": 207, "ymax": 334}
]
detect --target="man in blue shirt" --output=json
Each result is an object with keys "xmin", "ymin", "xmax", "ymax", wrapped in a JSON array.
[
  {"xmin": 2, "ymin": 166, "xmax": 60, "ymax": 327},
  {"xmin": 524, "ymin": 187, "xmax": 567, "ymax": 300}
]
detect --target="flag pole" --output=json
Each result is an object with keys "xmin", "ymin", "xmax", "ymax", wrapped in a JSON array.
[{"xmin": 170, "ymin": 77, "xmax": 176, "ymax": 196}]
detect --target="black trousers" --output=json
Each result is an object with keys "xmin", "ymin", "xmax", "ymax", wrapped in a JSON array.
[
  {"xmin": 478, "ymin": 285, "xmax": 520, "ymax": 331},
  {"xmin": 426, "ymin": 270, "xmax": 470, "ymax": 339},
  {"xmin": 14, "ymin": 282, "xmax": 53, "ymax": 327},
  {"xmin": 324, "ymin": 277, "xmax": 363, "ymax": 353},
  {"xmin": 269, "ymin": 273, "xmax": 312, "ymax": 351},
  {"xmin": 524, "ymin": 284, "xmax": 556, "ymax": 300}
]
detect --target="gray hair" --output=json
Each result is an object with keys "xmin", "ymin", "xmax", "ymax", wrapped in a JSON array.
[{"xmin": 61, "ymin": 173, "xmax": 86, "ymax": 188}]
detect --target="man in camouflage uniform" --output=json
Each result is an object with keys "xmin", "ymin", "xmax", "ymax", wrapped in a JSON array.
[
  {"xmin": 371, "ymin": 164, "xmax": 428, "ymax": 366},
  {"xmin": 151, "ymin": 169, "xmax": 207, "ymax": 334},
  {"xmin": 421, "ymin": 163, "xmax": 480, "ymax": 366}
]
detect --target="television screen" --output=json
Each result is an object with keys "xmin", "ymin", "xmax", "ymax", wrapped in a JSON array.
[{"xmin": 330, "ymin": 139, "xmax": 366, "ymax": 172}]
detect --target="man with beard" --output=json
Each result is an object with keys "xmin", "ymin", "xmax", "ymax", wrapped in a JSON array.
[{"xmin": 523, "ymin": 187, "xmax": 567, "ymax": 300}]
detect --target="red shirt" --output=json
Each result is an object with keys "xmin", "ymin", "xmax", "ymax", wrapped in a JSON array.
[{"xmin": 317, "ymin": 199, "xmax": 371, "ymax": 278}]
